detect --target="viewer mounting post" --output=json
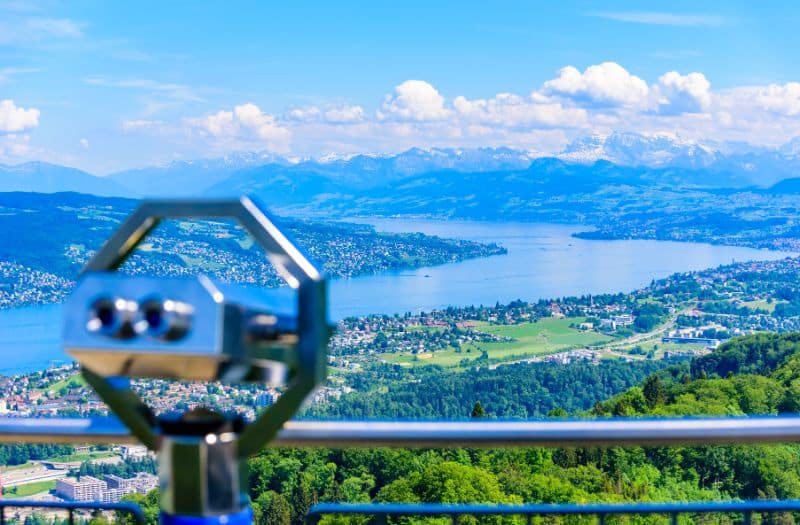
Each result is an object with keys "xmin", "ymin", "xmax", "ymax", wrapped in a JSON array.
[{"xmin": 61, "ymin": 196, "xmax": 331, "ymax": 525}]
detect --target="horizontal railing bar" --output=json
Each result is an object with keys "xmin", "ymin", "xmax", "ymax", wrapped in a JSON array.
[
  {"xmin": 0, "ymin": 417, "xmax": 135, "ymax": 444},
  {"xmin": 307, "ymin": 500, "xmax": 800, "ymax": 518},
  {"xmin": 0, "ymin": 499, "xmax": 144, "ymax": 525},
  {"xmin": 5, "ymin": 416, "xmax": 800, "ymax": 447},
  {"xmin": 275, "ymin": 418, "xmax": 800, "ymax": 447}
]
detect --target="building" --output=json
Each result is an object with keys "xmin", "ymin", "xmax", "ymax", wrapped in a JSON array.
[
  {"xmin": 613, "ymin": 314, "xmax": 635, "ymax": 326},
  {"xmin": 104, "ymin": 474, "xmax": 135, "ymax": 492},
  {"xmin": 99, "ymin": 488, "xmax": 126, "ymax": 503},
  {"xmin": 104, "ymin": 473, "xmax": 157, "ymax": 496},
  {"xmin": 130, "ymin": 473, "xmax": 158, "ymax": 494},
  {"xmin": 600, "ymin": 319, "xmax": 617, "ymax": 330},
  {"xmin": 56, "ymin": 476, "xmax": 106, "ymax": 502},
  {"xmin": 120, "ymin": 444, "xmax": 149, "ymax": 459},
  {"xmin": 58, "ymin": 473, "xmax": 158, "ymax": 502},
  {"xmin": 662, "ymin": 336, "xmax": 720, "ymax": 347}
]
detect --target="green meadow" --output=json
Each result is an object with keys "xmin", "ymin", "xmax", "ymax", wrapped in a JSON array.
[{"xmin": 381, "ymin": 317, "xmax": 612, "ymax": 369}]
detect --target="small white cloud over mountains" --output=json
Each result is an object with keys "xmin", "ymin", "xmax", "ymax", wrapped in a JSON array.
[
  {"xmin": 654, "ymin": 71, "xmax": 711, "ymax": 114},
  {"xmin": 543, "ymin": 62, "xmax": 650, "ymax": 107},
  {"xmin": 751, "ymin": 83, "xmax": 800, "ymax": 116},
  {"xmin": 453, "ymin": 93, "xmax": 587, "ymax": 129},
  {"xmin": 186, "ymin": 103, "xmax": 290, "ymax": 152},
  {"xmin": 0, "ymin": 99, "xmax": 39, "ymax": 133},
  {"xmin": 324, "ymin": 105, "xmax": 365, "ymax": 124},
  {"xmin": 378, "ymin": 80, "xmax": 450, "ymax": 121}
]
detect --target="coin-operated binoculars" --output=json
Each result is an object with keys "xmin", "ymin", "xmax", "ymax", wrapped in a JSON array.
[{"xmin": 62, "ymin": 197, "xmax": 331, "ymax": 525}]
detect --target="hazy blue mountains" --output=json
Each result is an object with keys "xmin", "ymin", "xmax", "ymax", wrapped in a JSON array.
[{"xmin": 0, "ymin": 162, "xmax": 128, "ymax": 196}]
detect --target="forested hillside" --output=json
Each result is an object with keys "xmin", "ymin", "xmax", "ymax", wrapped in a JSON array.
[
  {"xmin": 111, "ymin": 333, "xmax": 800, "ymax": 525},
  {"xmin": 307, "ymin": 360, "xmax": 665, "ymax": 420}
]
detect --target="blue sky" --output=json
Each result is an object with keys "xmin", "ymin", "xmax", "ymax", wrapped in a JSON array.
[{"xmin": 2, "ymin": 1, "xmax": 800, "ymax": 173}]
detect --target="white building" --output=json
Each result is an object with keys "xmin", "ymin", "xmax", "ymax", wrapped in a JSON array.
[{"xmin": 56, "ymin": 476, "xmax": 106, "ymax": 501}]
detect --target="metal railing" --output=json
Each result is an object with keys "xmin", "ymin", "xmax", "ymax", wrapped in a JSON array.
[
  {"xmin": 7, "ymin": 415, "xmax": 800, "ymax": 524},
  {"xmin": 0, "ymin": 499, "xmax": 144, "ymax": 525},
  {"xmin": 5, "ymin": 415, "xmax": 800, "ymax": 447},
  {"xmin": 306, "ymin": 500, "xmax": 800, "ymax": 525}
]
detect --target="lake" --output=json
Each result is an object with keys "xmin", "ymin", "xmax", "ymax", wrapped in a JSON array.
[{"xmin": 0, "ymin": 220, "xmax": 794, "ymax": 375}]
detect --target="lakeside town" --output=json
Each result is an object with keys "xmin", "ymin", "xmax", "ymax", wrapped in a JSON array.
[{"xmin": 0, "ymin": 197, "xmax": 506, "ymax": 309}]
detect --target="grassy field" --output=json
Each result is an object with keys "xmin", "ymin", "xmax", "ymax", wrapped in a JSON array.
[
  {"xmin": 2, "ymin": 480, "xmax": 55, "ymax": 497},
  {"xmin": 35, "ymin": 373, "xmax": 86, "ymax": 394},
  {"xmin": 616, "ymin": 340, "xmax": 709, "ymax": 358},
  {"xmin": 2, "ymin": 462, "xmax": 34, "ymax": 471},
  {"xmin": 48, "ymin": 451, "xmax": 116, "ymax": 463},
  {"xmin": 381, "ymin": 317, "xmax": 612, "ymax": 369},
  {"xmin": 741, "ymin": 299, "xmax": 782, "ymax": 313}
]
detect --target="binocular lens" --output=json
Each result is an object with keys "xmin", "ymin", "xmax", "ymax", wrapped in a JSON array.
[
  {"xmin": 96, "ymin": 302, "xmax": 116, "ymax": 328},
  {"xmin": 140, "ymin": 298, "xmax": 192, "ymax": 341},
  {"xmin": 144, "ymin": 305, "xmax": 163, "ymax": 330},
  {"xmin": 88, "ymin": 297, "xmax": 137, "ymax": 339}
]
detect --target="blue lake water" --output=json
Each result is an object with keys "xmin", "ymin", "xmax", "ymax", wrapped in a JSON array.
[{"xmin": 0, "ymin": 220, "xmax": 794, "ymax": 375}]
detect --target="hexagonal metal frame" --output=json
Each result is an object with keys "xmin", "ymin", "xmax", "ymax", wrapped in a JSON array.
[{"xmin": 76, "ymin": 195, "xmax": 330, "ymax": 457}]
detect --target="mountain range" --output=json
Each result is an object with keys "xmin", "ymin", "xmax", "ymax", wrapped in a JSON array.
[{"xmin": 4, "ymin": 132, "xmax": 800, "ymax": 206}]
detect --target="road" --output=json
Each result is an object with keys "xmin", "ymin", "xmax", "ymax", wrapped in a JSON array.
[
  {"xmin": 2, "ymin": 465, "xmax": 67, "ymax": 487},
  {"xmin": 600, "ymin": 306, "xmax": 693, "ymax": 351}
]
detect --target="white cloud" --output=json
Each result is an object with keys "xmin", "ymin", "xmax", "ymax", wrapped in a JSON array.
[
  {"xmin": 0, "ymin": 67, "xmax": 40, "ymax": 84},
  {"xmin": 198, "ymin": 110, "xmax": 235, "ymax": 136},
  {"xmin": 654, "ymin": 71, "xmax": 711, "ymax": 114},
  {"xmin": 542, "ymin": 62, "xmax": 650, "ymax": 107},
  {"xmin": 324, "ymin": 105, "xmax": 365, "ymax": 124},
  {"xmin": 233, "ymin": 103, "xmax": 289, "ymax": 141},
  {"xmin": 85, "ymin": 77, "xmax": 202, "ymax": 103},
  {"xmin": 79, "ymin": 138, "xmax": 89, "ymax": 149},
  {"xmin": 0, "ymin": 17, "xmax": 83, "ymax": 45},
  {"xmin": 121, "ymin": 119, "xmax": 166, "ymax": 132},
  {"xmin": 286, "ymin": 104, "xmax": 365, "ymax": 124},
  {"xmin": 453, "ymin": 93, "xmax": 588, "ymax": 128},
  {"xmin": 286, "ymin": 106, "xmax": 322, "ymax": 122},
  {"xmin": 586, "ymin": 11, "xmax": 727, "ymax": 27},
  {"xmin": 26, "ymin": 18, "xmax": 83, "ymax": 38},
  {"xmin": 187, "ymin": 103, "xmax": 290, "ymax": 152},
  {"xmin": 379, "ymin": 80, "xmax": 450, "ymax": 121},
  {"xmin": 0, "ymin": 99, "xmax": 39, "ymax": 132},
  {"xmin": 750, "ymin": 83, "xmax": 800, "ymax": 116}
]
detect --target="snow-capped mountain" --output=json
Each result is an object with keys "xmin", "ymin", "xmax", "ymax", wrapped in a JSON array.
[
  {"xmin": 310, "ymin": 146, "xmax": 536, "ymax": 175},
  {"xmin": 559, "ymin": 132, "xmax": 721, "ymax": 169}
]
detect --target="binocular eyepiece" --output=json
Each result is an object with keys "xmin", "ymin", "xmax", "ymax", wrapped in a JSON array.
[
  {"xmin": 88, "ymin": 296, "xmax": 193, "ymax": 341},
  {"xmin": 64, "ymin": 273, "xmax": 306, "ymax": 383}
]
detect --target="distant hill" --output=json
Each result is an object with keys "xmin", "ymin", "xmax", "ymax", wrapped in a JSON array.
[
  {"xmin": 767, "ymin": 177, "xmax": 800, "ymax": 194},
  {"xmin": 108, "ymin": 152, "xmax": 289, "ymax": 197},
  {"xmin": 0, "ymin": 162, "xmax": 128, "ymax": 196}
]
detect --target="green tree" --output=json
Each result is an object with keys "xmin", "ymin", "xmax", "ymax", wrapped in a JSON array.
[
  {"xmin": 471, "ymin": 401, "xmax": 486, "ymax": 418},
  {"xmin": 255, "ymin": 491, "xmax": 291, "ymax": 525},
  {"xmin": 642, "ymin": 375, "xmax": 666, "ymax": 409}
]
